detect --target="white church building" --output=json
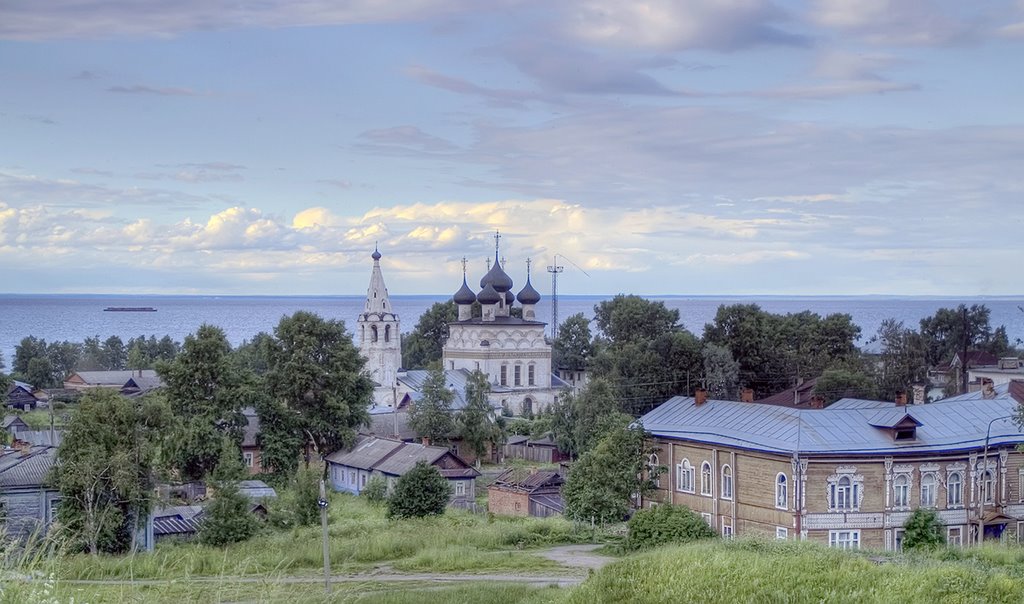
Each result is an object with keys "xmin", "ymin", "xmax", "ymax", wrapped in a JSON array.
[{"xmin": 357, "ymin": 239, "xmax": 567, "ymax": 416}]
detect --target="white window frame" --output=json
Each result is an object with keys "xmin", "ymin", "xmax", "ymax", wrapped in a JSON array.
[
  {"xmin": 948, "ymin": 471, "xmax": 963, "ymax": 508},
  {"xmin": 775, "ymin": 473, "xmax": 788, "ymax": 510},
  {"xmin": 981, "ymin": 469, "xmax": 995, "ymax": 504},
  {"xmin": 893, "ymin": 473, "xmax": 911, "ymax": 510},
  {"xmin": 243, "ymin": 451, "xmax": 254, "ymax": 468},
  {"xmin": 648, "ymin": 453, "xmax": 661, "ymax": 488},
  {"xmin": 829, "ymin": 530, "xmax": 860, "ymax": 550},
  {"xmin": 947, "ymin": 526, "xmax": 962, "ymax": 547},
  {"xmin": 776, "ymin": 526, "xmax": 788, "ymax": 540},
  {"xmin": 721, "ymin": 464, "xmax": 733, "ymax": 501},
  {"xmin": 500, "ymin": 364, "xmax": 508, "ymax": 386},
  {"xmin": 514, "ymin": 363, "xmax": 522, "ymax": 386},
  {"xmin": 920, "ymin": 472, "xmax": 936, "ymax": 508},
  {"xmin": 827, "ymin": 469, "xmax": 863, "ymax": 512},
  {"xmin": 676, "ymin": 459, "xmax": 695, "ymax": 494},
  {"xmin": 721, "ymin": 517, "xmax": 733, "ymax": 538},
  {"xmin": 454, "ymin": 481, "xmax": 466, "ymax": 497},
  {"xmin": 701, "ymin": 461, "xmax": 713, "ymax": 496},
  {"xmin": 528, "ymin": 363, "xmax": 535, "ymax": 386},
  {"xmin": 701, "ymin": 512, "xmax": 713, "ymax": 526},
  {"xmin": 893, "ymin": 528, "xmax": 906, "ymax": 552}
]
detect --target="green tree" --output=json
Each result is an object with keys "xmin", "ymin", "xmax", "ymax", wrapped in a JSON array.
[
  {"xmin": 46, "ymin": 340, "xmax": 82, "ymax": 380},
  {"xmin": 902, "ymin": 508, "xmax": 944, "ymax": 550},
  {"xmin": 102, "ymin": 336, "xmax": 127, "ymax": 370},
  {"xmin": 266, "ymin": 311, "xmax": 373, "ymax": 469},
  {"xmin": 13, "ymin": 336, "xmax": 48, "ymax": 376},
  {"xmin": 563, "ymin": 419, "xmax": 653, "ymax": 525},
  {"xmin": 363, "ymin": 475, "xmax": 388, "ymax": 505},
  {"xmin": 233, "ymin": 332, "xmax": 276, "ymax": 375},
  {"xmin": 157, "ymin": 324, "xmax": 249, "ymax": 481},
  {"xmin": 25, "ymin": 356, "xmax": 55, "ymax": 389},
  {"xmin": 456, "ymin": 370, "xmax": 500, "ymax": 463},
  {"xmin": 814, "ymin": 366, "xmax": 879, "ymax": 404},
  {"xmin": 402, "ymin": 301, "xmax": 457, "ymax": 369},
  {"xmin": 51, "ymin": 388, "xmax": 170, "ymax": 554},
  {"xmin": 702, "ymin": 343, "xmax": 740, "ymax": 400},
  {"xmin": 594, "ymin": 294, "xmax": 681, "ymax": 345},
  {"xmin": 626, "ymin": 504, "xmax": 717, "ymax": 551},
  {"xmin": 386, "ymin": 460, "xmax": 450, "ymax": 519},
  {"xmin": 553, "ymin": 313, "xmax": 593, "ymax": 371},
  {"xmin": 873, "ymin": 319, "xmax": 928, "ymax": 402},
  {"xmin": 198, "ymin": 480, "xmax": 259, "ymax": 547},
  {"xmin": 0, "ymin": 352, "xmax": 10, "ymax": 394},
  {"xmin": 560, "ymin": 378, "xmax": 624, "ymax": 457},
  {"xmin": 408, "ymin": 367, "xmax": 455, "ymax": 445}
]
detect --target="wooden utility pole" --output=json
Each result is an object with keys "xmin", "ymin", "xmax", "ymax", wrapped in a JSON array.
[
  {"xmin": 961, "ymin": 306, "xmax": 970, "ymax": 394},
  {"xmin": 319, "ymin": 480, "xmax": 331, "ymax": 594}
]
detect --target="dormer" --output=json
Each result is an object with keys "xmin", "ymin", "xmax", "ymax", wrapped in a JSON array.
[{"xmin": 868, "ymin": 412, "xmax": 923, "ymax": 442}]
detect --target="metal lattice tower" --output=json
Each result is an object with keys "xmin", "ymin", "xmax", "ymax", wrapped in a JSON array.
[{"xmin": 546, "ymin": 255, "xmax": 564, "ymax": 340}]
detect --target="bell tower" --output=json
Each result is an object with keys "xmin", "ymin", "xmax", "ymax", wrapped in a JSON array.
[{"xmin": 357, "ymin": 245, "xmax": 401, "ymax": 407}]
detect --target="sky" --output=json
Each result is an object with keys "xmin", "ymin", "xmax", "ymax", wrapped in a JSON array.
[{"xmin": 1, "ymin": 1, "xmax": 1023, "ymax": 297}]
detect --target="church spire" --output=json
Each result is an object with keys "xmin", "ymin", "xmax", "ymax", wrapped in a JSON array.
[{"xmin": 364, "ymin": 245, "xmax": 391, "ymax": 314}]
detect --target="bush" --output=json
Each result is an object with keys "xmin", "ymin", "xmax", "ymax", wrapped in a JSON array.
[
  {"xmin": 199, "ymin": 481, "xmax": 259, "ymax": 547},
  {"xmin": 386, "ymin": 461, "xmax": 449, "ymax": 519},
  {"xmin": 363, "ymin": 475, "xmax": 388, "ymax": 505},
  {"xmin": 626, "ymin": 504, "xmax": 717, "ymax": 551},
  {"xmin": 903, "ymin": 508, "xmax": 944, "ymax": 551}
]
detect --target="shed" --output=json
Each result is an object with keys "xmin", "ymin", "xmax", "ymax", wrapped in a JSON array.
[
  {"xmin": 488, "ymin": 468, "xmax": 564, "ymax": 518},
  {"xmin": 0, "ymin": 444, "xmax": 59, "ymax": 541}
]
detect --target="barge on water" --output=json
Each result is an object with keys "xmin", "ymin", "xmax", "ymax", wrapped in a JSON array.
[{"xmin": 103, "ymin": 307, "xmax": 157, "ymax": 312}]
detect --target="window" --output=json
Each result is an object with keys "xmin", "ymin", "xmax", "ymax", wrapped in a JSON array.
[
  {"xmin": 349, "ymin": 470, "xmax": 356, "ymax": 484},
  {"xmin": 371, "ymin": 325, "xmax": 378, "ymax": 342},
  {"xmin": 721, "ymin": 465, "xmax": 733, "ymax": 500},
  {"xmin": 455, "ymin": 481, "xmax": 466, "ymax": 497},
  {"xmin": 384, "ymin": 324, "xmax": 391, "ymax": 342},
  {"xmin": 920, "ymin": 473, "xmax": 936, "ymax": 508},
  {"xmin": 500, "ymin": 364, "xmax": 508, "ymax": 386},
  {"xmin": 776, "ymin": 473, "xmax": 788, "ymax": 509},
  {"xmin": 677, "ymin": 460, "xmax": 695, "ymax": 493},
  {"xmin": 701, "ymin": 512, "xmax": 712, "ymax": 526},
  {"xmin": 893, "ymin": 474, "xmax": 910, "ymax": 509},
  {"xmin": 701, "ymin": 462, "xmax": 713, "ymax": 496},
  {"xmin": 523, "ymin": 397, "xmax": 533, "ymax": 416},
  {"xmin": 893, "ymin": 528, "xmax": 906, "ymax": 551},
  {"xmin": 721, "ymin": 517, "xmax": 733, "ymax": 538},
  {"xmin": 514, "ymin": 364, "xmax": 522, "ymax": 386},
  {"xmin": 776, "ymin": 527, "xmax": 788, "ymax": 540},
  {"xmin": 947, "ymin": 527, "xmax": 962, "ymax": 547},
  {"xmin": 1019, "ymin": 469, "xmax": 1024, "ymax": 502},
  {"xmin": 360, "ymin": 474, "xmax": 367, "ymax": 487},
  {"xmin": 648, "ymin": 453, "xmax": 661, "ymax": 488},
  {"xmin": 528, "ymin": 364, "xmax": 535, "ymax": 386},
  {"xmin": 948, "ymin": 472, "xmax": 963, "ymax": 507},
  {"xmin": 829, "ymin": 530, "xmax": 860, "ymax": 550},
  {"xmin": 243, "ymin": 451, "xmax": 254, "ymax": 468},
  {"xmin": 981, "ymin": 470, "xmax": 995, "ymax": 504},
  {"xmin": 1018, "ymin": 522, "xmax": 1024, "ymax": 544},
  {"xmin": 47, "ymin": 497, "xmax": 61, "ymax": 524},
  {"xmin": 830, "ymin": 475, "xmax": 860, "ymax": 511}
]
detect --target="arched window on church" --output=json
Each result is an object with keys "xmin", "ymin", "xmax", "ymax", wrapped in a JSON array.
[
  {"xmin": 528, "ymin": 363, "xmax": 536, "ymax": 386},
  {"xmin": 371, "ymin": 325, "xmax": 378, "ymax": 343},
  {"xmin": 384, "ymin": 324, "xmax": 391, "ymax": 343},
  {"xmin": 500, "ymin": 364, "xmax": 508, "ymax": 386},
  {"xmin": 523, "ymin": 397, "xmax": 533, "ymax": 416},
  {"xmin": 514, "ymin": 363, "xmax": 522, "ymax": 386}
]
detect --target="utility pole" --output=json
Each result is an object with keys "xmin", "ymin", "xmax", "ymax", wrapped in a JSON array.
[
  {"xmin": 546, "ymin": 255, "xmax": 564, "ymax": 341},
  {"xmin": 961, "ymin": 306, "xmax": 970, "ymax": 394},
  {"xmin": 319, "ymin": 480, "xmax": 331, "ymax": 594}
]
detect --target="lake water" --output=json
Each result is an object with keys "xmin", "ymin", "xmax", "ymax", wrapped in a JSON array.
[{"xmin": 1, "ymin": 294, "xmax": 1023, "ymax": 364}]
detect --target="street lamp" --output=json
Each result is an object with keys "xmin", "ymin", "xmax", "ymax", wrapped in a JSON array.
[{"xmin": 978, "ymin": 415, "xmax": 1015, "ymax": 544}]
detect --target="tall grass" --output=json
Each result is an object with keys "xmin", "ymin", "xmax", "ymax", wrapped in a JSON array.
[{"xmin": 569, "ymin": 538, "xmax": 1024, "ymax": 603}]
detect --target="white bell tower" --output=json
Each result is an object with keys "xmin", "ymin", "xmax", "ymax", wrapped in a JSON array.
[{"xmin": 357, "ymin": 245, "xmax": 401, "ymax": 407}]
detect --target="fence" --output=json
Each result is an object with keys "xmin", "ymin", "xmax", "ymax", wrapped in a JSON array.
[{"xmin": 502, "ymin": 444, "xmax": 555, "ymax": 464}]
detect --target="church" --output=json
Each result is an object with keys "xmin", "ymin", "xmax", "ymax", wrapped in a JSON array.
[{"xmin": 357, "ymin": 237, "xmax": 566, "ymax": 416}]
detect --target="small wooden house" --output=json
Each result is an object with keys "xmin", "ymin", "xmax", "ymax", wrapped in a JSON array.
[
  {"xmin": 0, "ymin": 444, "xmax": 60, "ymax": 541},
  {"xmin": 488, "ymin": 468, "xmax": 564, "ymax": 518},
  {"xmin": 4, "ymin": 381, "xmax": 42, "ymax": 411}
]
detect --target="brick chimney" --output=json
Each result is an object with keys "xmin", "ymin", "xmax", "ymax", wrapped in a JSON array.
[
  {"xmin": 694, "ymin": 388, "xmax": 708, "ymax": 406},
  {"xmin": 982, "ymin": 378, "xmax": 996, "ymax": 399},
  {"xmin": 895, "ymin": 390, "xmax": 908, "ymax": 406},
  {"xmin": 421, "ymin": 436, "xmax": 431, "ymax": 446},
  {"xmin": 741, "ymin": 388, "xmax": 754, "ymax": 403},
  {"xmin": 809, "ymin": 395, "xmax": 825, "ymax": 409}
]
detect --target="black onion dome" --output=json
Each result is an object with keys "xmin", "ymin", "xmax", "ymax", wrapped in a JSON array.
[
  {"xmin": 371, "ymin": 248, "xmax": 382, "ymax": 261},
  {"xmin": 505, "ymin": 290, "xmax": 514, "ymax": 305},
  {"xmin": 477, "ymin": 282, "xmax": 501, "ymax": 305},
  {"xmin": 517, "ymin": 276, "xmax": 541, "ymax": 305},
  {"xmin": 453, "ymin": 277, "xmax": 476, "ymax": 305},
  {"xmin": 480, "ymin": 260, "xmax": 513, "ymax": 293}
]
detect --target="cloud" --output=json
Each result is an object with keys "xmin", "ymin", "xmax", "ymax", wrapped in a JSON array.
[
  {"xmin": 747, "ymin": 50, "xmax": 919, "ymax": 99},
  {"xmin": 0, "ymin": 170, "xmax": 212, "ymax": 209},
  {"xmin": 107, "ymin": 85, "xmax": 203, "ymax": 96},
  {"xmin": 317, "ymin": 179, "xmax": 353, "ymax": 189},
  {"xmin": 356, "ymin": 125, "xmax": 460, "ymax": 155},
  {"xmin": 0, "ymin": 0, "xmax": 487, "ymax": 41},
  {"xmin": 405, "ymin": 65, "xmax": 549, "ymax": 108},
  {"xmin": 562, "ymin": 0, "xmax": 807, "ymax": 51},
  {"xmin": 808, "ymin": 0, "xmax": 985, "ymax": 46}
]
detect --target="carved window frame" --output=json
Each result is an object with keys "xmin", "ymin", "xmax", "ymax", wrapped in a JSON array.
[
  {"xmin": 827, "ymin": 466, "xmax": 864, "ymax": 512},
  {"xmin": 676, "ymin": 459, "xmax": 695, "ymax": 494}
]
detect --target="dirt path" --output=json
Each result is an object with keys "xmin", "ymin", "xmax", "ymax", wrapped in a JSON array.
[{"xmin": 537, "ymin": 544, "xmax": 614, "ymax": 571}]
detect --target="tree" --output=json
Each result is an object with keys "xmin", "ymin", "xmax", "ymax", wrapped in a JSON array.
[
  {"xmin": 702, "ymin": 343, "xmax": 739, "ymax": 400},
  {"xmin": 25, "ymin": 356, "xmax": 55, "ymax": 389},
  {"xmin": 902, "ymin": 508, "xmax": 944, "ymax": 550},
  {"xmin": 0, "ymin": 352, "xmax": 10, "ymax": 395},
  {"xmin": 594, "ymin": 294, "xmax": 681, "ymax": 345},
  {"xmin": 51, "ymin": 389, "xmax": 170, "ymax": 554},
  {"xmin": 918, "ymin": 304, "xmax": 1015, "ymax": 394},
  {"xmin": 814, "ymin": 366, "xmax": 878, "ymax": 404},
  {"xmin": 873, "ymin": 319, "xmax": 928, "ymax": 402},
  {"xmin": 402, "ymin": 301, "xmax": 457, "ymax": 370},
  {"xmin": 563, "ymin": 419, "xmax": 654, "ymax": 525},
  {"xmin": 408, "ymin": 367, "xmax": 455, "ymax": 445},
  {"xmin": 553, "ymin": 313, "xmax": 593, "ymax": 371},
  {"xmin": 198, "ymin": 480, "xmax": 259, "ymax": 547},
  {"xmin": 102, "ymin": 336, "xmax": 127, "ymax": 370},
  {"xmin": 386, "ymin": 461, "xmax": 450, "ymax": 519},
  {"xmin": 626, "ymin": 504, "xmax": 716, "ymax": 551},
  {"xmin": 456, "ymin": 370, "xmax": 500, "ymax": 462},
  {"xmin": 550, "ymin": 378, "xmax": 624, "ymax": 458},
  {"xmin": 363, "ymin": 475, "xmax": 388, "ymax": 505},
  {"xmin": 13, "ymin": 336, "xmax": 48, "ymax": 376},
  {"xmin": 233, "ymin": 332, "xmax": 276, "ymax": 375},
  {"xmin": 157, "ymin": 324, "xmax": 249, "ymax": 481},
  {"xmin": 266, "ymin": 311, "xmax": 373, "ymax": 470}
]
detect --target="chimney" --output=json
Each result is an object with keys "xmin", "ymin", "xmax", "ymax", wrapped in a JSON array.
[
  {"xmin": 912, "ymin": 384, "xmax": 926, "ymax": 406},
  {"xmin": 529, "ymin": 466, "xmax": 539, "ymax": 475},
  {"xmin": 809, "ymin": 395, "xmax": 825, "ymax": 409},
  {"xmin": 421, "ymin": 436, "xmax": 431, "ymax": 446},
  {"xmin": 895, "ymin": 390, "xmax": 908, "ymax": 406},
  {"xmin": 982, "ymin": 378, "xmax": 996, "ymax": 399},
  {"xmin": 741, "ymin": 388, "xmax": 754, "ymax": 403},
  {"xmin": 694, "ymin": 388, "xmax": 708, "ymax": 406},
  {"xmin": 13, "ymin": 439, "xmax": 32, "ymax": 455}
]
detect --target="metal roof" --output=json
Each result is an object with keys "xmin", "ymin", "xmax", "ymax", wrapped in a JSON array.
[
  {"xmin": 327, "ymin": 436, "xmax": 480, "ymax": 478},
  {"xmin": 640, "ymin": 391, "xmax": 1024, "ymax": 456},
  {"xmin": 237, "ymin": 480, "xmax": 277, "ymax": 499},
  {"xmin": 362, "ymin": 412, "xmax": 417, "ymax": 441},
  {"xmin": 372, "ymin": 441, "xmax": 449, "ymax": 476},
  {"xmin": 68, "ymin": 370, "xmax": 158, "ymax": 386},
  {"xmin": 0, "ymin": 446, "xmax": 56, "ymax": 488},
  {"xmin": 14, "ymin": 430, "xmax": 64, "ymax": 447},
  {"xmin": 398, "ymin": 369, "xmax": 474, "ymax": 410},
  {"xmin": 324, "ymin": 437, "xmax": 404, "ymax": 470}
]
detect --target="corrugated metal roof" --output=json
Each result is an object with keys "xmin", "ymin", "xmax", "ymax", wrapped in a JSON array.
[
  {"xmin": 398, "ymin": 369, "xmax": 473, "ymax": 410},
  {"xmin": 362, "ymin": 412, "xmax": 417, "ymax": 441},
  {"xmin": 154, "ymin": 516, "xmax": 202, "ymax": 536},
  {"xmin": 492, "ymin": 468, "xmax": 563, "ymax": 491},
  {"xmin": 0, "ymin": 446, "xmax": 56, "ymax": 488},
  {"xmin": 373, "ymin": 441, "xmax": 448, "ymax": 476},
  {"xmin": 14, "ymin": 430, "xmax": 64, "ymax": 447},
  {"xmin": 640, "ymin": 391, "xmax": 1024, "ymax": 456},
  {"xmin": 530, "ymin": 494, "xmax": 564, "ymax": 513},
  {"xmin": 237, "ymin": 480, "xmax": 277, "ymax": 499},
  {"xmin": 829, "ymin": 398, "xmax": 896, "ymax": 410},
  {"xmin": 324, "ymin": 437, "xmax": 404, "ymax": 469},
  {"xmin": 69, "ymin": 370, "xmax": 159, "ymax": 386}
]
